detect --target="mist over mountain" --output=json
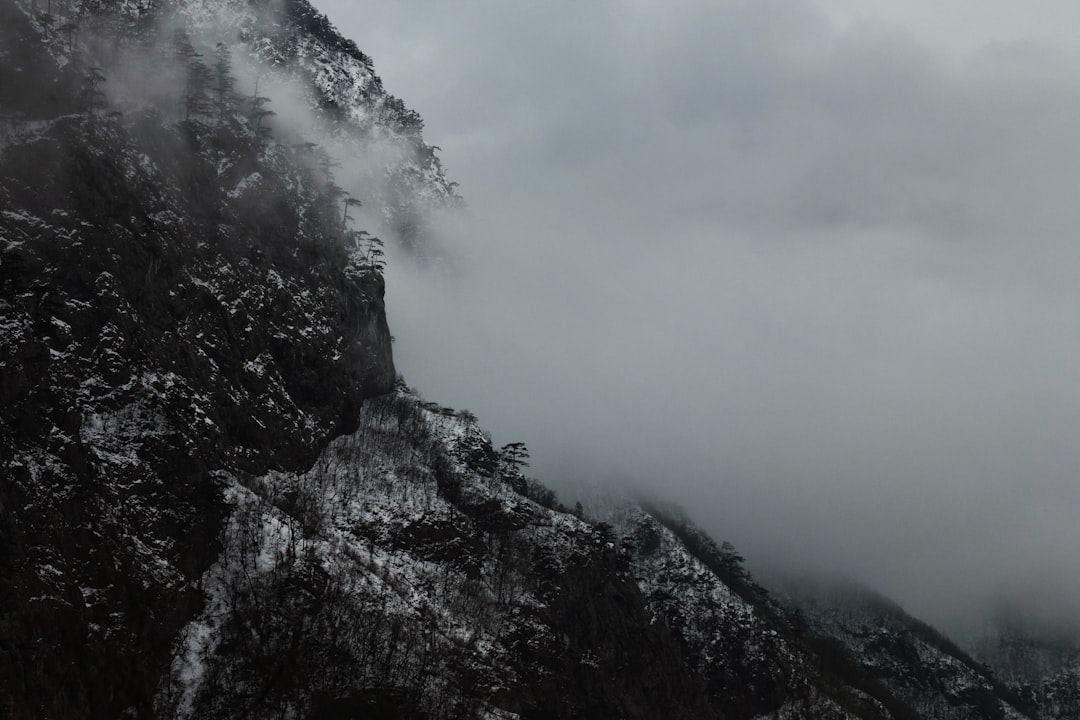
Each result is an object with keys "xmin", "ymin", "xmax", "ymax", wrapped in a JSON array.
[
  {"xmin": 318, "ymin": 0, "xmax": 1080, "ymax": 637},
  {"xmin": 2, "ymin": 0, "xmax": 1079, "ymax": 718}
]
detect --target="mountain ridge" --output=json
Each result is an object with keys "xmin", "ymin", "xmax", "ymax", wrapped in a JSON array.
[{"xmin": 0, "ymin": 0, "xmax": 1076, "ymax": 718}]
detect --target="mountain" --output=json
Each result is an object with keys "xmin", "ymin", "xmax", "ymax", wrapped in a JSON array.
[
  {"xmin": 775, "ymin": 578, "xmax": 1035, "ymax": 720},
  {"xmin": 0, "ymin": 0, "xmax": 1073, "ymax": 718},
  {"xmin": 966, "ymin": 615, "xmax": 1080, "ymax": 720}
]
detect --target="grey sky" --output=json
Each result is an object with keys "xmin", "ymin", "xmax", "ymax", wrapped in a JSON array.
[{"xmin": 315, "ymin": 0, "xmax": 1080, "ymax": 634}]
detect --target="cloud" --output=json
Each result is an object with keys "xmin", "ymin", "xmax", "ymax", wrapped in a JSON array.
[{"xmin": 317, "ymin": 0, "xmax": 1080, "ymax": 634}]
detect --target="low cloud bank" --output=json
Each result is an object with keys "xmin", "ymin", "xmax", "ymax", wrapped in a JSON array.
[{"xmin": 326, "ymin": 0, "xmax": 1080, "ymax": 635}]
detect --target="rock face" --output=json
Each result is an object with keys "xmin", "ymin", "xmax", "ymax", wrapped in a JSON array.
[
  {"xmin": 146, "ymin": 390, "xmax": 755, "ymax": 719},
  {"xmin": 138, "ymin": 387, "xmax": 1039, "ymax": 720},
  {"xmin": 0, "ymin": 1, "xmax": 396, "ymax": 716},
  {"xmin": 0, "ymin": 1, "xmax": 1075, "ymax": 719}
]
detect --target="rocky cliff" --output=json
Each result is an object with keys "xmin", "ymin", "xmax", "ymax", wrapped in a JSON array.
[
  {"xmin": 1, "ymin": 0, "xmax": 398, "ymax": 714},
  {"xmin": 0, "ymin": 1, "xmax": 1074, "ymax": 718}
]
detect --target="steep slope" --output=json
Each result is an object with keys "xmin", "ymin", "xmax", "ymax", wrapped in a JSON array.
[
  {"xmin": 778, "ymin": 579, "xmax": 1032, "ymax": 720},
  {"xmin": 158, "ymin": 388, "xmax": 717, "ymax": 719},
  {"xmin": 154, "ymin": 383, "xmax": 1040, "ymax": 720},
  {"xmin": 969, "ymin": 623, "xmax": 1080, "ymax": 720},
  {"xmin": 169, "ymin": 0, "xmax": 461, "ymax": 250},
  {"xmin": 618, "ymin": 507, "xmax": 881, "ymax": 720},
  {"xmin": 1, "ymin": 1, "xmax": 1073, "ymax": 719},
  {"xmin": 0, "ymin": 1, "xmax": 397, "ymax": 715}
]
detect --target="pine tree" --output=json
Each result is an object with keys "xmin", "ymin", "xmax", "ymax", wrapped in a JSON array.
[
  {"xmin": 315, "ymin": 147, "xmax": 340, "ymax": 185},
  {"xmin": 79, "ymin": 66, "xmax": 107, "ymax": 117},
  {"xmin": 172, "ymin": 28, "xmax": 198, "ymax": 64},
  {"xmin": 248, "ymin": 80, "xmax": 275, "ymax": 145},
  {"xmin": 173, "ymin": 30, "xmax": 212, "ymax": 123},
  {"xmin": 499, "ymin": 443, "xmax": 530, "ymax": 474},
  {"xmin": 212, "ymin": 43, "xmax": 236, "ymax": 126},
  {"xmin": 364, "ymin": 234, "xmax": 384, "ymax": 271},
  {"xmin": 341, "ymin": 196, "xmax": 362, "ymax": 231},
  {"xmin": 183, "ymin": 57, "xmax": 213, "ymax": 123},
  {"xmin": 314, "ymin": 148, "xmax": 345, "ymax": 222}
]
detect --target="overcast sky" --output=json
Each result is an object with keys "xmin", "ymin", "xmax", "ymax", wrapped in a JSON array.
[{"xmin": 315, "ymin": 0, "xmax": 1080, "ymax": 635}]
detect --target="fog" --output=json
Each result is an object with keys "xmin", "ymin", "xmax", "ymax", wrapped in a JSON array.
[{"xmin": 314, "ymin": 0, "xmax": 1080, "ymax": 635}]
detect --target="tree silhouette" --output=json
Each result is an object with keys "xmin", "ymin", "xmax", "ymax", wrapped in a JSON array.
[
  {"xmin": 248, "ymin": 83, "xmax": 275, "ymax": 145},
  {"xmin": 79, "ymin": 66, "xmax": 107, "ymax": 117},
  {"xmin": 182, "ymin": 57, "xmax": 213, "ymax": 122},
  {"xmin": 499, "ymin": 442, "xmax": 529, "ymax": 474},
  {"xmin": 363, "ymin": 234, "xmax": 385, "ymax": 271},
  {"xmin": 212, "ymin": 42, "xmax": 236, "ymax": 126},
  {"xmin": 172, "ymin": 28, "xmax": 198, "ymax": 63},
  {"xmin": 312, "ymin": 148, "xmax": 346, "ymax": 225},
  {"xmin": 172, "ymin": 30, "xmax": 213, "ymax": 123},
  {"xmin": 315, "ymin": 147, "xmax": 340, "ymax": 186},
  {"xmin": 341, "ymin": 196, "xmax": 362, "ymax": 231}
]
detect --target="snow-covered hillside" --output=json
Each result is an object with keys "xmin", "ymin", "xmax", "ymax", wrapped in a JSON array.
[{"xmin": 1, "ymin": 0, "xmax": 1076, "ymax": 717}]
